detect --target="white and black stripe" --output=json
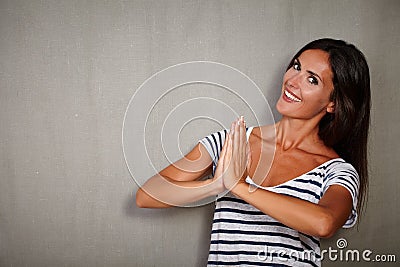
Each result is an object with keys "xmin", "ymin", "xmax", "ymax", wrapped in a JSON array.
[{"xmin": 199, "ymin": 127, "xmax": 359, "ymax": 267}]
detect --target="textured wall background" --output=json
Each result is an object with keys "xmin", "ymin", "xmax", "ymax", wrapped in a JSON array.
[{"xmin": 1, "ymin": 0, "xmax": 399, "ymax": 266}]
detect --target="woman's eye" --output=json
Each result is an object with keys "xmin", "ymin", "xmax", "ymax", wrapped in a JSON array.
[
  {"xmin": 308, "ymin": 76, "xmax": 318, "ymax": 85},
  {"xmin": 293, "ymin": 62, "xmax": 300, "ymax": 71}
]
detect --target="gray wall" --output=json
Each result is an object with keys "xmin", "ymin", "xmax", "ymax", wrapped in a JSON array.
[{"xmin": 1, "ymin": 0, "xmax": 399, "ymax": 266}]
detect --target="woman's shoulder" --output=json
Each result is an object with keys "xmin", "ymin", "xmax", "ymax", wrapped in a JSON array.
[{"xmin": 250, "ymin": 124, "xmax": 276, "ymax": 141}]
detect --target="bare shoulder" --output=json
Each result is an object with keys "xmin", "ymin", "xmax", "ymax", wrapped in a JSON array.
[
  {"xmin": 251, "ymin": 124, "xmax": 276, "ymax": 142},
  {"xmin": 308, "ymin": 144, "xmax": 340, "ymax": 165}
]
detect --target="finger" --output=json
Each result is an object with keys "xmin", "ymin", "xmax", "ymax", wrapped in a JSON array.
[
  {"xmin": 228, "ymin": 120, "xmax": 235, "ymax": 168},
  {"xmin": 239, "ymin": 116, "xmax": 246, "ymax": 163},
  {"xmin": 236, "ymin": 116, "xmax": 247, "ymax": 176},
  {"xmin": 215, "ymin": 130, "xmax": 230, "ymax": 179},
  {"xmin": 230, "ymin": 120, "xmax": 235, "ymax": 136},
  {"xmin": 237, "ymin": 118, "xmax": 244, "ymax": 173},
  {"xmin": 224, "ymin": 134, "xmax": 235, "ymax": 189},
  {"xmin": 223, "ymin": 133, "xmax": 233, "ymax": 173},
  {"xmin": 221, "ymin": 130, "xmax": 230, "ymax": 154},
  {"xmin": 233, "ymin": 118, "xmax": 240, "ymax": 160},
  {"xmin": 246, "ymin": 142, "xmax": 252, "ymax": 172},
  {"xmin": 218, "ymin": 133, "xmax": 229, "ymax": 164},
  {"xmin": 243, "ymin": 118, "xmax": 248, "ymax": 165}
]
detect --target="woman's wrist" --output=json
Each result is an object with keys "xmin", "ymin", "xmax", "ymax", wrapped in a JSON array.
[
  {"xmin": 230, "ymin": 181, "xmax": 249, "ymax": 197},
  {"xmin": 207, "ymin": 177, "xmax": 225, "ymax": 196}
]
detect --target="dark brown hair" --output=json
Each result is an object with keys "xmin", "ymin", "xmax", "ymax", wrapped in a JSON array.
[{"xmin": 287, "ymin": 38, "xmax": 371, "ymax": 217}]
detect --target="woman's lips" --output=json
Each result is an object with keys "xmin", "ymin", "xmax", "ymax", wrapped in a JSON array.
[{"xmin": 283, "ymin": 88, "xmax": 302, "ymax": 102}]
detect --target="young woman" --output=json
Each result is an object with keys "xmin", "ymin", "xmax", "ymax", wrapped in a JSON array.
[{"xmin": 136, "ymin": 38, "xmax": 371, "ymax": 266}]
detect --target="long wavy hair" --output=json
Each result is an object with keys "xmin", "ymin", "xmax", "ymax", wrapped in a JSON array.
[{"xmin": 287, "ymin": 38, "xmax": 371, "ymax": 217}]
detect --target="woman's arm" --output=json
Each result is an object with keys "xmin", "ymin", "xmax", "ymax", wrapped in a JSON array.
[
  {"xmin": 231, "ymin": 183, "xmax": 353, "ymax": 238},
  {"xmin": 223, "ymin": 117, "xmax": 353, "ymax": 238},
  {"xmin": 136, "ymin": 143, "xmax": 224, "ymax": 208}
]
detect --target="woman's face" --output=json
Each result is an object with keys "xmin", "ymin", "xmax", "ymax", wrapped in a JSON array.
[{"xmin": 276, "ymin": 49, "xmax": 335, "ymax": 120}]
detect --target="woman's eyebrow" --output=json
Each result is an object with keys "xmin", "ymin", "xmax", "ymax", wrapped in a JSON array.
[
  {"xmin": 295, "ymin": 58, "xmax": 323, "ymax": 83},
  {"xmin": 307, "ymin": 70, "xmax": 322, "ymax": 82}
]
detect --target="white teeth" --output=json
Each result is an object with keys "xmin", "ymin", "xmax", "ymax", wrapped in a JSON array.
[{"xmin": 284, "ymin": 90, "xmax": 302, "ymax": 102}]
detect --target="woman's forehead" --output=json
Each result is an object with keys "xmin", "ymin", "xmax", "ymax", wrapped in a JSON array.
[{"xmin": 298, "ymin": 49, "xmax": 333, "ymax": 81}]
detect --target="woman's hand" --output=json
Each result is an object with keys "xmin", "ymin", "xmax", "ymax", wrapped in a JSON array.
[{"xmin": 213, "ymin": 116, "xmax": 251, "ymax": 191}]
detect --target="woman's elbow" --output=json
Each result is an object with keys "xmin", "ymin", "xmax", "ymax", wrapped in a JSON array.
[
  {"xmin": 135, "ymin": 189, "xmax": 149, "ymax": 208},
  {"xmin": 136, "ymin": 188, "xmax": 171, "ymax": 208},
  {"xmin": 316, "ymin": 214, "xmax": 337, "ymax": 238}
]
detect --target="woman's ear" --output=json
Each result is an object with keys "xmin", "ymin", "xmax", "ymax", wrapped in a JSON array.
[{"xmin": 327, "ymin": 101, "xmax": 335, "ymax": 113}]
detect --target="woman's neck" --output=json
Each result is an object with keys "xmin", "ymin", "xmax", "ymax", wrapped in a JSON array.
[{"xmin": 276, "ymin": 116, "xmax": 324, "ymax": 151}]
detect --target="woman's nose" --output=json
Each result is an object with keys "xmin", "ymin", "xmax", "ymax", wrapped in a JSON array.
[{"xmin": 287, "ymin": 74, "xmax": 301, "ymax": 88}]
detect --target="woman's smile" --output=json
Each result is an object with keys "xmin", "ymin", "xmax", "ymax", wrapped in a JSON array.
[{"xmin": 283, "ymin": 88, "xmax": 302, "ymax": 103}]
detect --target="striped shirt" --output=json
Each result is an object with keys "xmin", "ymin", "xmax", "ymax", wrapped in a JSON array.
[{"xmin": 198, "ymin": 127, "xmax": 359, "ymax": 267}]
